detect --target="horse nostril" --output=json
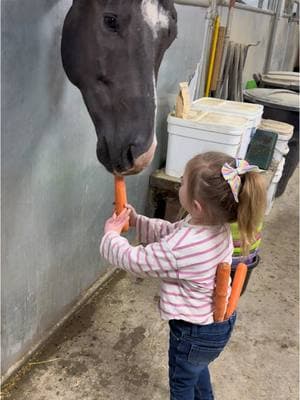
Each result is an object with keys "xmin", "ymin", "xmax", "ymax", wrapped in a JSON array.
[
  {"xmin": 113, "ymin": 146, "xmax": 134, "ymax": 173},
  {"xmin": 127, "ymin": 145, "xmax": 134, "ymax": 166}
]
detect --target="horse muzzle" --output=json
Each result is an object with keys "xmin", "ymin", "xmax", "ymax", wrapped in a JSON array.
[{"xmin": 96, "ymin": 134, "xmax": 157, "ymax": 175}]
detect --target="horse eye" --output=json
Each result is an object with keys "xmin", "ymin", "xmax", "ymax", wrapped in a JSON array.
[{"xmin": 103, "ymin": 14, "xmax": 119, "ymax": 32}]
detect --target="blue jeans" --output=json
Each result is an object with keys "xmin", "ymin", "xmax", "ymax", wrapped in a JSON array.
[{"xmin": 168, "ymin": 313, "xmax": 236, "ymax": 400}]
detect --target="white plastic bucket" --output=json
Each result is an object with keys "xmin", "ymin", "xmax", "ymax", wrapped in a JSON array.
[
  {"xmin": 191, "ymin": 97, "xmax": 264, "ymax": 158},
  {"xmin": 266, "ymin": 158, "xmax": 285, "ymax": 215},
  {"xmin": 258, "ymin": 119, "xmax": 294, "ymax": 162},
  {"xmin": 165, "ymin": 111, "xmax": 248, "ymax": 178}
]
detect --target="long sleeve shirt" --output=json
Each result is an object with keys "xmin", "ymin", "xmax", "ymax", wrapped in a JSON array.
[{"xmin": 100, "ymin": 215, "xmax": 233, "ymax": 325}]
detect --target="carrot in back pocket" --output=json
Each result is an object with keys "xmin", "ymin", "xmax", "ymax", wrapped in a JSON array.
[
  {"xmin": 114, "ymin": 175, "xmax": 129, "ymax": 232},
  {"xmin": 224, "ymin": 263, "xmax": 247, "ymax": 319},
  {"xmin": 213, "ymin": 262, "xmax": 231, "ymax": 322}
]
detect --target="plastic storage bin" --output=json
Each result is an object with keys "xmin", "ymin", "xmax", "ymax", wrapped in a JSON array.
[
  {"xmin": 244, "ymin": 88, "xmax": 299, "ymax": 197},
  {"xmin": 232, "ymin": 250, "xmax": 258, "ymax": 267},
  {"xmin": 260, "ymin": 71, "xmax": 300, "ymax": 92},
  {"xmin": 258, "ymin": 119, "xmax": 294, "ymax": 162},
  {"xmin": 165, "ymin": 111, "xmax": 249, "ymax": 178},
  {"xmin": 231, "ymin": 255, "xmax": 260, "ymax": 296},
  {"xmin": 243, "ymin": 88, "xmax": 299, "ymax": 119},
  {"xmin": 191, "ymin": 97, "xmax": 264, "ymax": 158},
  {"xmin": 266, "ymin": 158, "xmax": 285, "ymax": 214}
]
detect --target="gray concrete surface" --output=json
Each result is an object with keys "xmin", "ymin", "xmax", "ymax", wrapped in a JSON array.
[{"xmin": 2, "ymin": 168, "xmax": 299, "ymax": 400}]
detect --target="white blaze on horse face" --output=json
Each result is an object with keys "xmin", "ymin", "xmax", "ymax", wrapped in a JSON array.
[
  {"xmin": 141, "ymin": 0, "xmax": 170, "ymax": 39},
  {"xmin": 128, "ymin": 1, "xmax": 166, "ymax": 174}
]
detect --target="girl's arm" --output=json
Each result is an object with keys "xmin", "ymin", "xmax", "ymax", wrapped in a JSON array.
[
  {"xmin": 136, "ymin": 215, "xmax": 183, "ymax": 245},
  {"xmin": 127, "ymin": 203, "xmax": 185, "ymax": 244},
  {"xmin": 100, "ymin": 231, "xmax": 178, "ymax": 279}
]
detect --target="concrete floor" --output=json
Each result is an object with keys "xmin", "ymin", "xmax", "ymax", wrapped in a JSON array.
[{"xmin": 3, "ymin": 169, "xmax": 299, "ymax": 400}]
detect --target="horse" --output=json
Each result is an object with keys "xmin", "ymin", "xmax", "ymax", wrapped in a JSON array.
[{"xmin": 61, "ymin": 0, "xmax": 177, "ymax": 175}]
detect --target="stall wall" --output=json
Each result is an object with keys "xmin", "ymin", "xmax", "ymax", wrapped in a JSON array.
[
  {"xmin": 270, "ymin": 16, "xmax": 299, "ymax": 71},
  {"xmin": 1, "ymin": 1, "xmax": 205, "ymax": 377},
  {"xmin": 220, "ymin": 6, "xmax": 299, "ymax": 84},
  {"xmin": 228, "ymin": 8, "xmax": 272, "ymax": 83}
]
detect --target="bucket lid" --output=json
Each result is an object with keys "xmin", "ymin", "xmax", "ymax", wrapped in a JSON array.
[
  {"xmin": 258, "ymin": 118, "xmax": 294, "ymax": 137},
  {"xmin": 243, "ymin": 88, "xmax": 299, "ymax": 112},
  {"xmin": 186, "ymin": 110, "xmax": 248, "ymax": 128},
  {"xmin": 168, "ymin": 111, "xmax": 249, "ymax": 133},
  {"xmin": 261, "ymin": 71, "xmax": 300, "ymax": 91},
  {"xmin": 199, "ymin": 111, "xmax": 249, "ymax": 127},
  {"xmin": 192, "ymin": 97, "xmax": 263, "ymax": 118},
  {"xmin": 220, "ymin": 101, "xmax": 263, "ymax": 117},
  {"xmin": 194, "ymin": 97, "xmax": 225, "ymax": 107}
]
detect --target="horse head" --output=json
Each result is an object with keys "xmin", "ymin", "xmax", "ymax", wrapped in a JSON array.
[{"xmin": 61, "ymin": 0, "xmax": 177, "ymax": 175}]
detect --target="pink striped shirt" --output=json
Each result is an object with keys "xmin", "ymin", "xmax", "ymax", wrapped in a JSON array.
[{"xmin": 100, "ymin": 215, "xmax": 233, "ymax": 325}]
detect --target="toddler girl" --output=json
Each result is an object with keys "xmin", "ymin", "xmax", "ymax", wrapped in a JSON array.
[{"xmin": 100, "ymin": 151, "xmax": 266, "ymax": 400}]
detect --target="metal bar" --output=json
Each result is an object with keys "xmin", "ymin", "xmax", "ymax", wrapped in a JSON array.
[
  {"xmin": 174, "ymin": 0, "xmax": 229, "ymax": 6},
  {"xmin": 175, "ymin": 0, "xmax": 276, "ymax": 14},
  {"xmin": 234, "ymin": 3, "xmax": 275, "ymax": 14}
]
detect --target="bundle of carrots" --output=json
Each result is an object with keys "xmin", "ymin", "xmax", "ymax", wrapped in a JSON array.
[
  {"xmin": 213, "ymin": 262, "xmax": 231, "ymax": 322},
  {"xmin": 213, "ymin": 262, "xmax": 247, "ymax": 322},
  {"xmin": 114, "ymin": 175, "xmax": 129, "ymax": 232}
]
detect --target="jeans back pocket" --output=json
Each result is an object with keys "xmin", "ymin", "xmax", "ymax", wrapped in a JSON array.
[{"xmin": 188, "ymin": 343, "xmax": 224, "ymax": 365}]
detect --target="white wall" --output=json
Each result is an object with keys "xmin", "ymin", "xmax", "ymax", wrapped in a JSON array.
[
  {"xmin": 270, "ymin": 16, "xmax": 299, "ymax": 70},
  {"xmin": 226, "ymin": 8, "xmax": 272, "ymax": 82},
  {"xmin": 219, "ymin": 5, "xmax": 298, "ymax": 83}
]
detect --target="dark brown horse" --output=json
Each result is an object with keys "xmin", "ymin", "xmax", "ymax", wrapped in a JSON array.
[{"xmin": 61, "ymin": 0, "xmax": 177, "ymax": 175}]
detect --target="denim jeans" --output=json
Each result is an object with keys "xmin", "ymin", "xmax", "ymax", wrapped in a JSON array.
[{"xmin": 168, "ymin": 313, "xmax": 236, "ymax": 400}]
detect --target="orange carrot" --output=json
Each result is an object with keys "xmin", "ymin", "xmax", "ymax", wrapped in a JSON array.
[
  {"xmin": 213, "ymin": 262, "xmax": 231, "ymax": 322},
  {"xmin": 224, "ymin": 263, "xmax": 247, "ymax": 319},
  {"xmin": 114, "ymin": 175, "xmax": 129, "ymax": 232}
]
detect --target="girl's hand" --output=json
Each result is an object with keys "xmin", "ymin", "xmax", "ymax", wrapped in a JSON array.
[
  {"xmin": 125, "ymin": 204, "xmax": 138, "ymax": 227},
  {"xmin": 104, "ymin": 208, "xmax": 131, "ymax": 235}
]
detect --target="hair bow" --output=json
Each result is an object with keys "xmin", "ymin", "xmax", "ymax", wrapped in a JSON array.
[{"xmin": 221, "ymin": 159, "xmax": 260, "ymax": 203}]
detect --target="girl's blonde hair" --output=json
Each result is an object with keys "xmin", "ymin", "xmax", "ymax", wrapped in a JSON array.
[{"xmin": 185, "ymin": 152, "xmax": 267, "ymax": 255}]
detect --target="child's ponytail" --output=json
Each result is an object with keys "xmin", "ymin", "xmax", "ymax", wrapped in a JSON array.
[
  {"xmin": 238, "ymin": 172, "xmax": 267, "ymax": 255},
  {"xmin": 184, "ymin": 152, "xmax": 267, "ymax": 256}
]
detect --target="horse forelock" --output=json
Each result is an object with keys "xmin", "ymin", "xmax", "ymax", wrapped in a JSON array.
[{"xmin": 141, "ymin": 0, "xmax": 170, "ymax": 39}]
